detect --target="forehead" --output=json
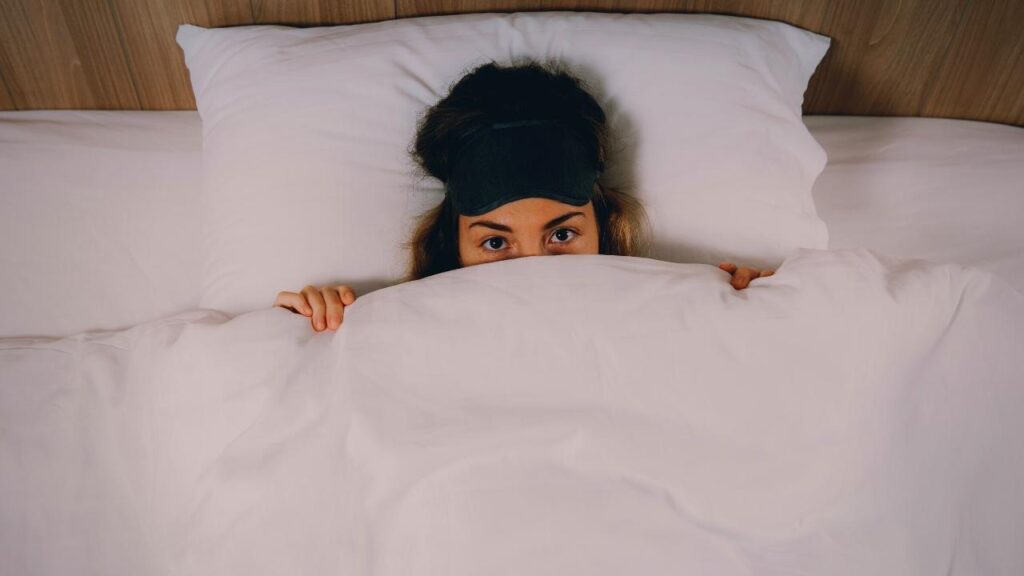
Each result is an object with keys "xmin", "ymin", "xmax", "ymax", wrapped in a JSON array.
[{"xmin": 460, "ymin": 197, "xmax": 592, "ymax": 227}]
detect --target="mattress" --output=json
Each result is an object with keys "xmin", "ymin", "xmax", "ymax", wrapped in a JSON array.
[
  {"xmin": 0, "ymin": 111, "xmax": 1022, "ymax": 338},
  {"xmin": 0, "ymin": 111, "xmax": 203, "ymax": 338},
  {"xmin": 806, "ymin": 115, "xmax": 1024, "ymax": 286},
  {"xmin": 1, "ymin": 112, "xmax": 1023, "ymax": 574}
]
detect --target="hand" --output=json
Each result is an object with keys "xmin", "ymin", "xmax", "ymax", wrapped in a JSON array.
[
  {"xmin": 273, "ymin": 284, "xmax": 358, "ymax": 332},
  {"xmin": 719, "ymin": 262, "xmax": 774, "ymax": 290}
]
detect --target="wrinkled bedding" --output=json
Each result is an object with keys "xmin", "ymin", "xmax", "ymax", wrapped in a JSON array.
[{"xmin": 2, "ymin": 249, "xmax": 1022, "ymax": 575}]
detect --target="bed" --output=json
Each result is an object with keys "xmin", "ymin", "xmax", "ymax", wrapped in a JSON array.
[
  {"xmin": 2, "ymin": 5, "xmax": 1023, "ymax": 576},
  {"xmin": 3, "ymin": 111, "xmax": 1020, "ymax": 337}
]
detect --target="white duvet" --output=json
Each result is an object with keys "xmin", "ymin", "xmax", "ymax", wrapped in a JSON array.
[{"xmin": 2, "ymin": 249, "xmax": 1022, "ymax": 575}]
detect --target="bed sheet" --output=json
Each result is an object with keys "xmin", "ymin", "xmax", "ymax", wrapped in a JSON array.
[
  {"xmin": 806, "ymin": 115, "xmax": 1024, "ymax": 288},
  {"xmin": 0, "ymin": 111, "xmax": 203, "ymax": 338},
  {"xmin": 1, "ymin": 112, "xmax": 1022, "ymax": 339}
]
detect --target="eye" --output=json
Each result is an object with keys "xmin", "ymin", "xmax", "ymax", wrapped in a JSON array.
[
  {"xmin": 550, "ymin": 228, "xmax": 578, "ymax": 244},
  {"xmin": 481, "ymin": 237, "xmax": 507, "ymax": 251}
]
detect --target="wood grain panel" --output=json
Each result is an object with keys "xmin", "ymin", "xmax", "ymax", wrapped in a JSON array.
[
  {"xmin": 921, "ymin": 0, "xmax": 1024, "ymax": 125},
  {"xmin": 109, "ymin": 0, "xmax": 253, "ymax": 110},
  {"xmin": 0, "ymin": 0, "xmax": 1021, "ymax": 125},
  {"xmin": 805, "ymin": 0, "xmax": 966, "ymax": 117},
  {"xmin": 0, "ymin": 71, "xmax": 15, "ymax": 109},
  {"xmin": 675, "ymin": 0, "xmax": 831, "ymax": 30},
  {"xmin": 0, "ymin": 0, "xmax": 139, "ymax": 109},
  {"xmin": 251, "ymin": 0, "xmax": 393, "ymax": 25}
]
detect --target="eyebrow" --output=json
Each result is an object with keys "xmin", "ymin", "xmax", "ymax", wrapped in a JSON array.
[{"xmin": 468, "ymin": 211, "xmax": 585, "ymax": 233}]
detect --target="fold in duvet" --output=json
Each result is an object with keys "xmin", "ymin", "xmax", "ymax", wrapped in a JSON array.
[{"xmin": 2, "ymin": 249, "xmax": 1022, "ymax": 575}]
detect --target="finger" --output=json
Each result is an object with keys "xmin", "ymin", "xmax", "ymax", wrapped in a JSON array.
[
  {"xmin": 739, "ymin": 268, "xmax": 764, "ymax": 289},
  {"xmin": 301, "ymin": 285, "xmax": 327, "ymax": 331},
  {"xmin": 761, "ymin": 270, "xmax": 775, "ymax": 278},
  {"xmin": 719, "ymin": 262, "xmax": 738, "ymax": 274},
  {"xmin": 274, "ymin": 292, "xmax": 312, "ymax": 316},
  {"xmin": 338, "ymin": 285, "xmax": 357, "ymax": 306},
  {"xmin": 732, "ymin": 268, "xmax": 756, "ymax": 290},
  {"xmin": 322, "ymin": 287, "xmax": 343, "ymax": 331}
]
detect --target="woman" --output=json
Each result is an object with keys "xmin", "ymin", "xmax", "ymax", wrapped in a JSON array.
[{"xmin": 274, "ymin": 60, "xmax": 773, "ymax": 332}]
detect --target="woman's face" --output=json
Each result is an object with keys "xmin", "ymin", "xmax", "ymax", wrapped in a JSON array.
[{"xmin": 458, "ymin": 197, "xmax": 600, "ymax": 267}]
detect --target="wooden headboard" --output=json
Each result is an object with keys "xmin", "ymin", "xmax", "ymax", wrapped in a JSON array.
[{"xmin": 1, "ymin": 0, "xmax": 1021, "ymax": 126}]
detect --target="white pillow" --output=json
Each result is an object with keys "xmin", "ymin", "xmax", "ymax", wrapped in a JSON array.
[{"xmin": 178, "ymin": 12, "xmax": 831, "ymax": 315}]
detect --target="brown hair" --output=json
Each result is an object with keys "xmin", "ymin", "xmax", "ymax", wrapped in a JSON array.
[{"xmin": 402, "ymin": 59, "xmax": 651, "ymax": 282}]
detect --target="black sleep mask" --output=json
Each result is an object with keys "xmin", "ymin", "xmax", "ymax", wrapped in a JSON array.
[{"xmin": 445, "ymin": 118, "xmax": 604, "ymax": 217}]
